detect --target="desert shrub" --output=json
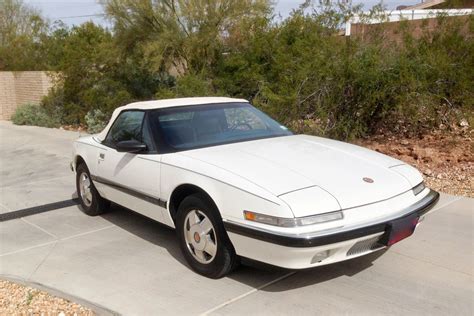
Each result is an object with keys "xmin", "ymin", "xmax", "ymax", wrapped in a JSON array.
[
  {"xmin": 214, "ymin": 10, "xmax": 474, "ymax": 139},
  {"xmin": 84, "ymin": 109, "xmax": 108, "ymax": 134},
  {"xmin": 6, "ymin": 1, "xmax": 472, "ymax": 139},
  {"xmin": 11, "ymin": 103, "xmax": 59, "ymax": 128},
  {"xmin": 155, "ymin": 74, "xmax": 221, "ymax": 99},
  {"xmin": 41, "ymin": 85, "xmax": 67, "ymax": 123},
  {"xmin": 39, "ymin": 22, "xmax": 174, "ymax": 125}
]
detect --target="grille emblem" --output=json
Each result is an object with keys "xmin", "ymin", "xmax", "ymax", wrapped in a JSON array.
[{"xmin": 363, "ymin": 177, "xmax": 374, "ymax": 183}]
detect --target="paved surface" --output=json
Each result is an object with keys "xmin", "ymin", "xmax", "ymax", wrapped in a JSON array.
[
  {"xmin": 0, "ymin": 122, "xmax": 82, "ymax": 213},
  {"xmin": 0, "ymin": 121, "xmax": 473, "ymax": 315}
]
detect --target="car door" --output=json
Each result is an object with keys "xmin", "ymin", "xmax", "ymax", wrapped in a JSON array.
[{"xmin": 94, "ymin": 110, "xmax": 165, "ymax": 222}]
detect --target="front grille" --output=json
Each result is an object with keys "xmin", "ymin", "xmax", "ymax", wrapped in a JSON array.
[{"xmin": 347, "ymin": 236, "xmax": 384, "ymax": 257}]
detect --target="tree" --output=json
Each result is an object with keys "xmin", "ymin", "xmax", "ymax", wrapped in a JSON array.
[
  {"xmin": 0, "ymin": 0, "xmax": 48, "ymax": 70},
  {"xmin": 101, "ymin": 0, "xmax": 272, "ymax": 75},
  {"xmin": 42, "ymin": 21, "xmax": 172, "ymax": 124},
  {"xmin": 43, "ymin": 22, "xmax": 132, "ymax": 124}
]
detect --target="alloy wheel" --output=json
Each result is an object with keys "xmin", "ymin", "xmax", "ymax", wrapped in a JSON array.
[
  {"xmin": 79, "ymin": 172, "xmax": 93, "ymax": 207},
  {"xmin": 184, "ymin": 209, "xmax": 218, "ymax": 264}
]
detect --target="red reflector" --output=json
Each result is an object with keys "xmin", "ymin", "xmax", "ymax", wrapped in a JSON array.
[{"xmin": 387, "ymin": 217, "xmax": 418, "ymax": 246}]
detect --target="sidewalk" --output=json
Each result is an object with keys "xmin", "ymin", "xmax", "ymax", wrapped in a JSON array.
[{"xmin": 1, "ymin": 122, "xmax": 472, "ymax": 315}]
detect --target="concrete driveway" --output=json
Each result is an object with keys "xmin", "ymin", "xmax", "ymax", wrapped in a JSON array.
[{"xmin": 0, "ymin": 121, "xmax": 473, "ymax": 315}]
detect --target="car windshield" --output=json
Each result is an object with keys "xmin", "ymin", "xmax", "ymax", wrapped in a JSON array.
[{"xmin": 148, "ymin": 102, "xmax": 292, "ymax": 151}]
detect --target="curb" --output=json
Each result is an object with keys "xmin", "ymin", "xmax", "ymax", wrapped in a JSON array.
[{"xmin": 0, "ymin": 275, "xmax": 119, "ymax": 316}]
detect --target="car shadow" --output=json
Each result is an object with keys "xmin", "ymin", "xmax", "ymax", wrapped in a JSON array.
[
  {"xmin": 100, "ymin": 203, "xmax": 387, "ymax": 291},
  {"xmin": 261, "ymin": 250, "xmax": 387, "ymax": 292}
]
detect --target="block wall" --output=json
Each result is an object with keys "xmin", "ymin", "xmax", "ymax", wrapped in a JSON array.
[{"xmin": 0, "ymin": 71, "xmax": 55, "ymax": 120}]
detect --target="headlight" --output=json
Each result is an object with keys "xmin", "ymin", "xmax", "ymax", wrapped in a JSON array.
[
  {"xmin": 243, "ymin": 210, "xmax": 343, "ymax": 227},
  {"xmin": 412, "ymin": 182, "xmax": 425, "ymax": 195}
]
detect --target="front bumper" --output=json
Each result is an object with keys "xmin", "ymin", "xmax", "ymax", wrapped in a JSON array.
[{"xmin": 224, "ymin": 189, "xmax": 439, "ymax": 269}]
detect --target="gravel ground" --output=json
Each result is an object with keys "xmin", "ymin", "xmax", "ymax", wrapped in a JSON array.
[
  {"xmin": 0, "ymin": 279, "xmax": 95, "ymax": 315},
  {"xmin": 355, "ymin": 129, "xmax": 473, "ymax": 198}
]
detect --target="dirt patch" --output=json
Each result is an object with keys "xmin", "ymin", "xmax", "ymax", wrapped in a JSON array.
[
  {"xmin": 0, "ymin": 279, "xmax": 95, "ymax": 315},
  {"xmin": 354, "ymin": 130, "xmax": 473, "ymax": 198}
]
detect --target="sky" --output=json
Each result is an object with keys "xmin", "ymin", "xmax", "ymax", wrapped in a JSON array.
[{"xmin": 24, "ymin": 0, "xmax": 416, "ymax": 27}]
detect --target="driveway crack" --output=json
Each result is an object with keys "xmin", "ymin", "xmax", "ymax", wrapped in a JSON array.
[
  {"xmin": 22, "ymin": 218, "xmax": 58, "ymax": 239},
  {"xmin": 27, "ymin": 241, "xmax": 58, "ymax": 280}
]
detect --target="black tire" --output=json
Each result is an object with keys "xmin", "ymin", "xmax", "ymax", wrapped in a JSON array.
[
  {"xmin": 76, "ymin": 163, "xmax": 110, "ymax": 216},
  {"xmin": 176, "ymin": 193, "xmax": 239, "ymax": 278}
]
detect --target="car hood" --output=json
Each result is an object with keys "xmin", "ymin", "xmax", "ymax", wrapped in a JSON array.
[{"xmin": 180, "ymin": 135, "xmax": 415, "ymax": 209}]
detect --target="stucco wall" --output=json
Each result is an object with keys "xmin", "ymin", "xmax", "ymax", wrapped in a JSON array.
[
  {"xmin": 0, "ymin": 71, "xmax": 55, "ymax": 120},
  {"xmin": 349, "ymin": 15, "xmax": 472, "ymax": 43}
]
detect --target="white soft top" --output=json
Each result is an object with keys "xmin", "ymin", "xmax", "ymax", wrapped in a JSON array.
[{"xmin": 96, "ymin": 97, "xmax": 248, "ymax": 141}]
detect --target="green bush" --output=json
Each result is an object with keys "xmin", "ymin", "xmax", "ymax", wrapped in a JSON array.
[
  {"xmin": 7, "ymin": 2, "xmax": 472, "ymax": 140},
  {"xmin": 155, "ymin": 74, "xmax": 221, "ymax": 99},
  {"xmin": 213, "ymin": 11, "xmax": 474, "ymax": 139},
  {"xmin": 84, "ymin": 109, "xmax": 108, "ymax": 134},
  {"xmin": 11, "ymin": 104, "xmax": 59, "ymax": 128}
]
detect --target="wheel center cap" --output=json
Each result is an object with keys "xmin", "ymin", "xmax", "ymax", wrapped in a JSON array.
[{"xmin": 194, "ymin": 232, "xmax": 201, "ymax": 243}]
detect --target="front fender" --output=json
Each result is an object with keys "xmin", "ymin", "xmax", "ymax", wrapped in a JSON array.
[{"xmin": 160, "ymin": 154, "xmax": 294, "ymax": 228}]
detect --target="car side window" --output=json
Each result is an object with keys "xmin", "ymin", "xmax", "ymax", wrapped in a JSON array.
[{"xmin": 104, "ymin": 111, "xmax": 145, "ymax": 148}]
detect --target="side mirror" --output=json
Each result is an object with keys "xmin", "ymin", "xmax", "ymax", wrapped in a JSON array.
[{"xmin": 116, "ymin": 140, "xmax": 147, "ymax": 153}]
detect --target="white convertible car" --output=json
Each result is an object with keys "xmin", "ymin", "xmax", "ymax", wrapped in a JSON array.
[{"xmin": 71, "ymin": 97, "xmax": 439, "ymax": 278}]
